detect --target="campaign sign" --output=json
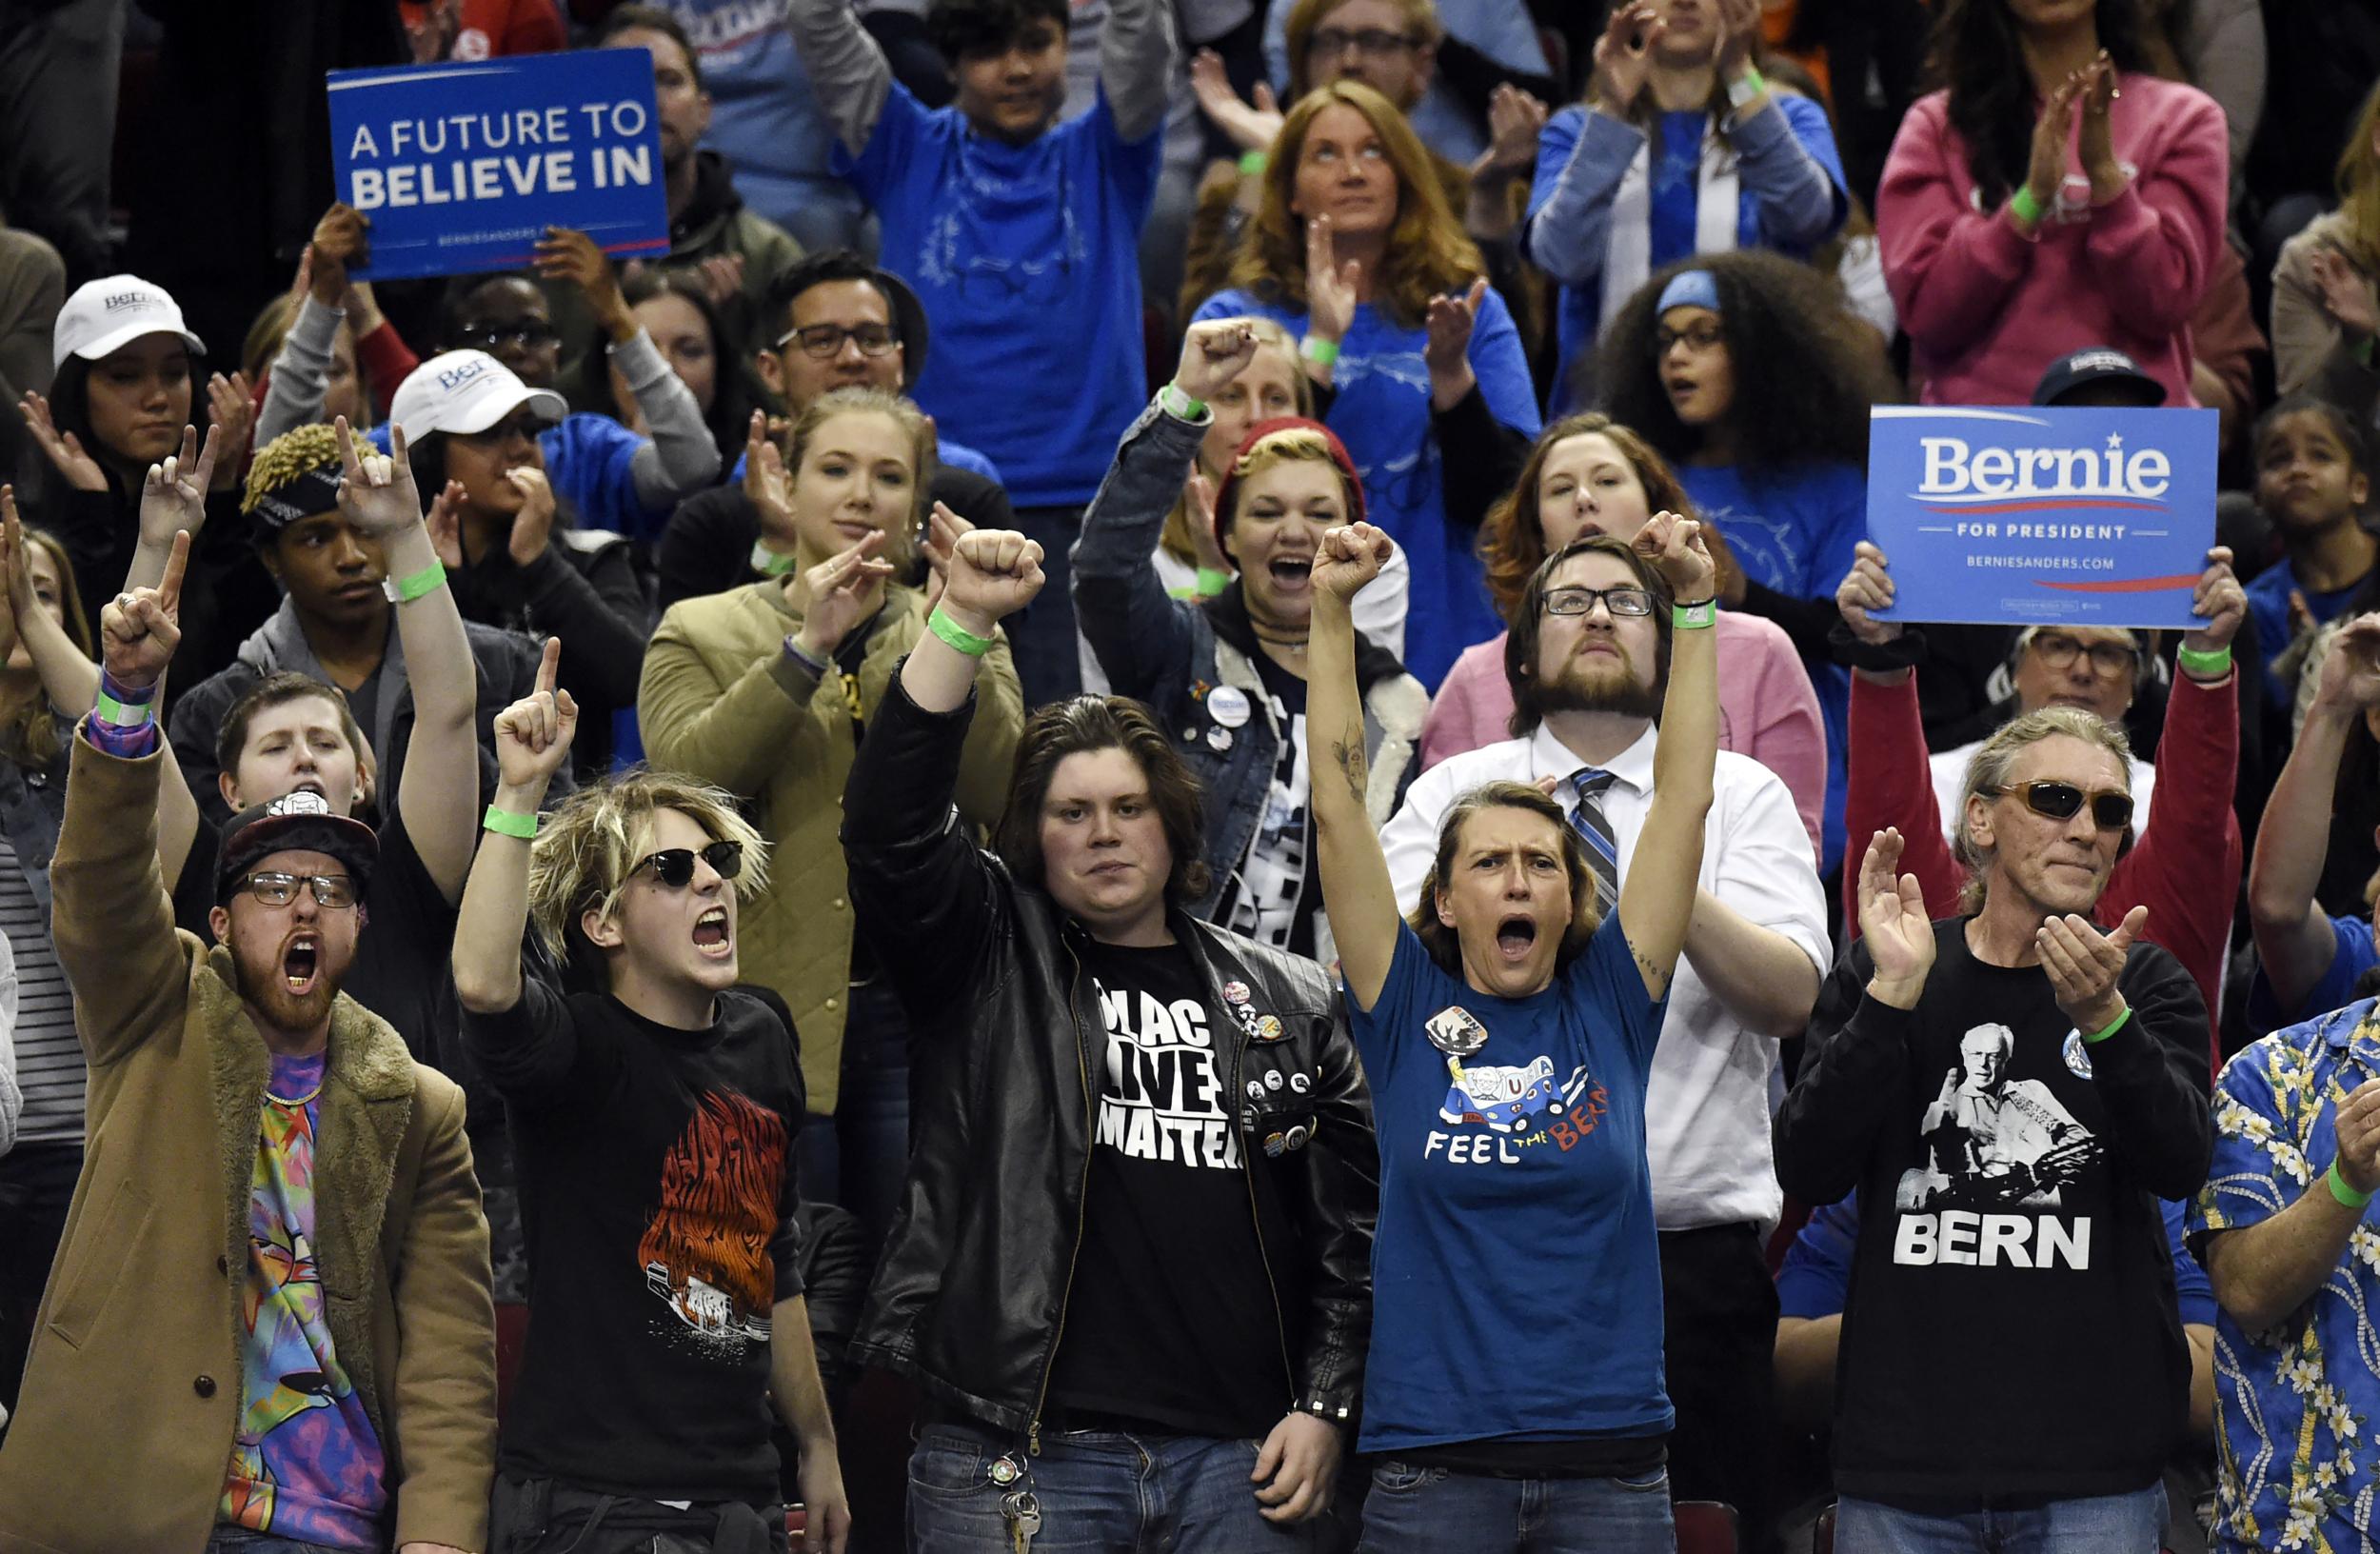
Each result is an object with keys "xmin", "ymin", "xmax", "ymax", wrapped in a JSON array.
[
  {"xmin": 1865, "ymin": 406, "xmax": 2218, "ymax": 628},
  {"xmin": 327, "ymin": 50, "xmax": 667, "ymax": 280}
]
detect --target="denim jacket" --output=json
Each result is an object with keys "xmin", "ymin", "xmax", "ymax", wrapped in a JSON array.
[{"xmin": 1071, "ymin": 402, "xmax": 1427, "ymax": 940}]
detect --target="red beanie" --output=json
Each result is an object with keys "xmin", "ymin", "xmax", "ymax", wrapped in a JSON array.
[{"xmin": 1209, "ymin": 416, "xmax": 1368, "ymax": 561}]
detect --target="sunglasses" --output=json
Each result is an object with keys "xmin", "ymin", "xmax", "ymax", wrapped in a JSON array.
[
  {"xmin": 1982, "ymin": 780, "xmax": 2134, "ymax": 831},
  {"xmin": 629, "ymin": 840, "xmax": 744, "ymax": 889},
  {"xmin": 239, "ymin": 871, "xmax": 360, "ymax": 908}
]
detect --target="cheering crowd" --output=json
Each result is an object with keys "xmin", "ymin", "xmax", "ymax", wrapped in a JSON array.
[{"xmin": 1, "ymin": 0, "xmax": 2379, "ymax": 1550}]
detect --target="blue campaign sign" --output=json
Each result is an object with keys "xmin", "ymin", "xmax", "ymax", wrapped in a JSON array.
[
  {"xmin": 327, "ymin": 50, "xmax": 667, "ymax": 281},
  {"xmin": 1865, "ymin": 406, "xmax": 2219, "ymax": 628}
]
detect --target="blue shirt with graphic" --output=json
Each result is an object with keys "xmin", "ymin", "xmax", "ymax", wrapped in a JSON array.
[
  {"xmin": 1676, "ymin": 460, "xmax": 1860, "ymax": 870},
  {"xmin": 835, "ymin": 82, "xmax": 1162, "ymax": 509},
  {"xmin": 218, "ymin": 1050, "xmax": 386, "ymax": 1546},
  {"xmin": 1193, "ymin": 287, "xmax": 1543, "ymax": 689},
  {"xmin": 1347, "ymin": 916, "xmax": 1671, "ymax": 1452}
]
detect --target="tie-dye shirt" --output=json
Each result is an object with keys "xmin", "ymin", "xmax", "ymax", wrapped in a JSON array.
[{"xmin": 218, "ymin": 1050, "xmax": 387, "ymax": 1545}]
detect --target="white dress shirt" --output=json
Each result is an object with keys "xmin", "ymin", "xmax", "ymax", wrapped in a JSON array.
[{"xmin": 1379, "ymin": 723, "xmax": 1832, "ymax": 1231}]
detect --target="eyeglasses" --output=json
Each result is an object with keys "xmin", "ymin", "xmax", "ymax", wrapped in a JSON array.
[
  {"xmin": 455, "ymin": 322, "xmax": 560, "ymax": 352},
  {"xmin": 239, "ymin": 872, "xmax": 360, "ymax": 908},
  {"xmin": 777, "ymin": 323, "xmax": 899, "ymax": 359},
  {"xmin": 1542, "ymin": 585, "xmax": 1656, "ymax": 619},
  {"xmin": 629, "ymin": 840, "xmax": 745, "ymax": 889},
  {"xmin": 453, "ymin": 412, "xmax": 552, "ymax": 447},
  {"xmin": 2029, "ymin": 631, "xmax": 2139, "ymax": 677},
  {"xmin": 1980, "ymin": 780, "xmax": 2134, "ymax": 832},
  {"xmin": 1654, "ymin": 322, "xmax": 1725, "ymax": 354},
  {"xmin": 1310, "ymin": 26, "xmax": 1419, "ymax": 59}
]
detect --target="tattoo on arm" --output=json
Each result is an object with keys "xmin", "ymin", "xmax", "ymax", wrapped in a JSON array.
[
  {"xmin": 1634, "ymin": 949, "xmax": 1669, "ymax": 997},
  {"xmin": 1330, "ymin": 730, "xmax": 1368, "ymax": 807}
]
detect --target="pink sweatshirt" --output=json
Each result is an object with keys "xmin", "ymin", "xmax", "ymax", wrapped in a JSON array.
[
  {"xmin": 1418, "ymin": 609, "xmax": 1829, "ymax": 855},
  {"xmin": 1878, "ymin": 75, "xmax": 2228, "ymax": 408}
]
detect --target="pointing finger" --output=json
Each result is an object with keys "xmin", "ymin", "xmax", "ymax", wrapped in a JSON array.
[
  {"xmin": 155, "ymin": 529, "xmax": 191, "ymax": 614},
  {"xmin": 535, "ymin": 635, "xmax": 561, "ymax": 697}
]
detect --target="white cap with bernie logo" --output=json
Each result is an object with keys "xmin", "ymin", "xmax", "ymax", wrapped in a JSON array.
[{"xmin": 51, "ymin": 274, "xmax": 205, "ymax": 371}]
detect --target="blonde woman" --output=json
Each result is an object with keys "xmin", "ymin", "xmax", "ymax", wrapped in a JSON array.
[
  {"xmin": 639, "ymin": 385, "xmax": 1022, "ymax": 1257},
  {"xmin": 1195, "ymin": 80, "xmax": 1542, "ymax": 687}
]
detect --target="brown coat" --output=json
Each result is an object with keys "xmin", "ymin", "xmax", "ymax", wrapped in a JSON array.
[
  {"xmin": 0, "ymin": 735, "xmax": 496, "ymax": 1554},
  {"xmin": 639, "ymin": 581, "xmax": 1021, "ymax": 1112}
]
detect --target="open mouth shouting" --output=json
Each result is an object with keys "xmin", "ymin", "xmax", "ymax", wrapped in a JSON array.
[
  {"xmin": 692, "ymin": 906, "xmax": 732, "ymax": 958},
  {"xmin": 1267, "ymin": 555, "xmax": 1314, "ymax": 593},
  {"xmin": 283, "ymin": 933, "xmax": 322, "ymax": 995},
  {"xmin": 1495, "ymin": 913, "xmax": 1539, "ymax": 963}
]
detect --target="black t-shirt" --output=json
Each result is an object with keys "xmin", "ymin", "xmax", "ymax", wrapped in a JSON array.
[
  {"xmin": 461, "ymin": 980, "xmax": 805, "ymax": 1502},
  {"xmin": 1044, "ymin": 937, "xmax": 1292, "ymax": 1439},
  {"xmin": 1807, "ymin": 921, "xmax": 2208, "ymax": 1506},
  {"xmin": 1216, "ymin": 655, "xmax": 1325, "ymax": 959}
]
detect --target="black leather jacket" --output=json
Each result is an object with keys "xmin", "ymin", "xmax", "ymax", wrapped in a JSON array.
[{"xmin": 842, "ymin": 675, "xmax": 1378, "ymax": 1444}]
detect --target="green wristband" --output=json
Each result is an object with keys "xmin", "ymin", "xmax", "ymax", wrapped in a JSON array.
[
  {"xmin": 1299, "ymin": 334, "xmax": 1340, "ymax": 369},
  {"xmin": 1673, "ymin": 598, "xmax": 1717, "ymax": 629},
  {"xmin": 1195, "ymin": 566, "xmax": 1233, "ymax": 597},
  {"xmin": 2330, "ymin": 1160, "xmax": 2374, "ymax": 1210},
  {"xmin": 2009, "ymin": 186, "xmax": 2044, "ymax": 228},
  {"xmin": 2176, "ymin": 644, "xmax": 2233, "ymax": 678},
  {"xmin": 386, "ymin": 559, "xmax": 447, "ymax": 603},
  {"xmin": 926, "ymin": 608, "xmax": 994, "ymax": 659},
  {"xmin": 1157, "ymin": 382, "xmax": 1207, "ymax": 422},
  {"xmin": 93, "ymin": 689, "xmax": 156, "ymax": 728},
  {"xmin": 1238, "ymin": 149, "xmax": 1268, "ymax": 177},
  {"xmin": 483, "ymin": 806, "xmax": 538, "ymax": 840},
  {"xmin": 2082, "ymin": 1006, "xmax": 2133, "ymax": 1045}
]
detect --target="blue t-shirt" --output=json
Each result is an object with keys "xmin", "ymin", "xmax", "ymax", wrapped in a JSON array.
[
  {"xmin": 2248, "ymin": 913, "xmax": 2380, "ymax": 1036},
  {"xmin": 1346, "ymin": 917, "xmax": 1671, "ymax": 1453},
  {"xmin": 2244, "ymin": 557, "xmax": 2369, "ymax": 706},
  {"xmin": 1193, "ymin": 287, "xmax": 1543, "ymax": 689},
  {"xmin": 835, "ymin": 82, "xmax": 1162, "ymax": 509},
  {"xmin": 1534, "ymin": 94, "xmax": 1847, "ymax": 416},
  {"xmin": 1776, "ymin": 1193, "xmax": 2215, "ymax": 1329},
  {"xmin": 1676, "ymin": 460, "xmax": 1860, "ymax": 871}
]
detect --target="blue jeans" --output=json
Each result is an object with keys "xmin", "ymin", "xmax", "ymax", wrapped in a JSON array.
[
  {"xmin": 797, "ymin": 979, "xmax": 912, "ymax": 1272},
  {"xmin": 1356, "ymin": 1460, "xmax": 1675, "ymax": 1553},
  {"xmin": 908, "ymin": 1421, "xmax": 1319, "ymax": 1552},
  {"xmin": 1835, "ymin": 1482, "xmax": 2167, "ymax": 1553},
  {"xmin": 205, "ymin": 1531, "xmax": 357, "ymax": 1554}
]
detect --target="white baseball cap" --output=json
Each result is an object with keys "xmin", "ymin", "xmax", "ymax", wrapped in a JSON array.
[
  {"xmin": 52, "ymin": 274, "xmax": 205, "ymax": 370},
  {"xmin": 389, "ymin": 349, "xmax": 567, "ymax": 444}
]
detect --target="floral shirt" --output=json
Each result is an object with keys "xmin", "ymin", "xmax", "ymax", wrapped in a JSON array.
[{"xmin": 2192, "ymin": 997, "xmax": 2380, "ymax": 1552}]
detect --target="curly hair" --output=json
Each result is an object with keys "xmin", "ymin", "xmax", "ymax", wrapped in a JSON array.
[
  {"xmin": 1928, "ymin": 0, "xmax": 2152, "ymax": 206},
  {"xmin": 527, "ymin": 770, "xmax": 770, "ymax": 982},
  {"xmin": 994, "ymin": 696, "xmax": 1213, "ymax": 906},
  {"xmin": 243, "ymin": 422, "xmax": 371, "ymax": 517},
  {"xmin": 1407, "ymin": 781, "xmax": 1601, "ymax": 981},
  {"xmin": 1596, "ymin": 250, "xmax": 1893, "ymax": 472},
  {"xmin": 1230, "ymin": 81, "xmax": 1481, "ymax": 330}
]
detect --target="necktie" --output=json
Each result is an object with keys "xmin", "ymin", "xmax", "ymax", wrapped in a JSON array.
[{"xmin": 1568, "ymin": 767, "xmax": 1621, "ymax": 913}]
